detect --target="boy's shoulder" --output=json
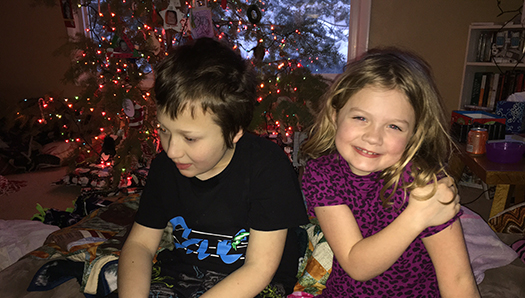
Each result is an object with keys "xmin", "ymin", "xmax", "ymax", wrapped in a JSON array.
[
  {"xmin": 151, "ymin": 150, "xmax": 170, "ymax": 164},
  {"xmin": 239, "ymin": 133, "xmax": 286, "ymax": 156},
  {"xmin": 235, "ymin": 133, "xmax": 293, "ymax": 170}
]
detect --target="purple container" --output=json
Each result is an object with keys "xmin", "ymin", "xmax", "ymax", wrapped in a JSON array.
[{"xmin": 485, "ymin": 141, "xmax": 525, "ymax": 163}]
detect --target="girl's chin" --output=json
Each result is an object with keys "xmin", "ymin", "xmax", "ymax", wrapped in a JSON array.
[
  {"xmin": 350, "ymin": 169, "xmax": 372, "ymax": 176},
  {"xmin": 348, "ymin": 164, "xmax": 374, "ymax": 176}
]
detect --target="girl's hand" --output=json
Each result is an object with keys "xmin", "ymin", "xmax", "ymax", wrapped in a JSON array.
[{"xmin": 407, "ymin": 177, "xmax": 460, "ymax": 230}]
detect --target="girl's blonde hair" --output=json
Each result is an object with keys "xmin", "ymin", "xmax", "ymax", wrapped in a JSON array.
[{"xmin": 301, "ymin": 47, "xmax": 453, "ymax": 206}]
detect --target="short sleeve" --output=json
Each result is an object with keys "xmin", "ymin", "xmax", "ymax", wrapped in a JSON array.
[
  {"xmin": 420, "ymin": 208, "xmax": 464, "ymax": 238},
  {"xmin": 302, "ymin": 156, "xmax": 347, "ymax": 217},
  {"xmin": 417, "ymin": 173, "xmax": 464, "ymax": 238},
  {"xmin": 135, "ymin": 152, "xmax": 173, "ymax": 229}
]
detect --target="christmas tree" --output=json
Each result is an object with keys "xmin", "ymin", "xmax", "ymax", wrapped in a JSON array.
[{"xmin": 26, "ymin": 0, "xmax": 347, "ymax": 188}]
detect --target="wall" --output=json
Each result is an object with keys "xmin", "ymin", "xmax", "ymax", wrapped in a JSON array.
[
  {"xmin": 0, "ymin": 0, "xmax": 79, "ymax": 115},
  {"xmin": 369, "ymin": 0, "xmax": 523, "ymax": 116}
]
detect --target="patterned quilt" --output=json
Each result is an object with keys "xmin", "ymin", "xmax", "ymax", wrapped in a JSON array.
[{"xmin": 26, "ymin": 194, "xmax": 174, "ymax": 296}]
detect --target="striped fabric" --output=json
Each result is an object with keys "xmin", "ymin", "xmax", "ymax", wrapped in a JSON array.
[
  {"xmin": 488, "ymin": 202, "xmax": 525, "ymax": 234},
  {"xmin": 511, "ymin": 239, "xmax": 525, "ymax": 264}
]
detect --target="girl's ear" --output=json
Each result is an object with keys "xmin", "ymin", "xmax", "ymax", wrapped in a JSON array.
[
  {"xmin": 232, "ymin": 129, "xmax": 244, "ymax": 144},
  {"xmin": 331, "ymin": 110, "xmax": 338, "ymax": 128}
]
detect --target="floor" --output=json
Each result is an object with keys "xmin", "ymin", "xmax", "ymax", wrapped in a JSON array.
[
  {"xmin": 458, "ymin": 183, "xmax": 494, "ymax": 221},
  {"xmin": 0, "ymin": 167, "xmax": 82, "ymax": 220}
]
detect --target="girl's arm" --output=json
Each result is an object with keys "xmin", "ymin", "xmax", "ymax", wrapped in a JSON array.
[
  {"xmin": 423, "ymin": 220, "xmax": 480, "ymax": 298},
  {"xmin": 315, "ymin": 177, "xmax": 460, "ymax": 281},
  {"xmin": 118, "ymin": 222, "xmax": 164, "ymax": 298},
  {"xmin": 200, "ymin": 228, "xmax": 287, "ymax": 298}
]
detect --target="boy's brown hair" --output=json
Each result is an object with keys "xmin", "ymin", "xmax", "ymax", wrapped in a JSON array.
[{"xmin": 155, "ymin": 38, "xmax": 257, "ymax": 148}]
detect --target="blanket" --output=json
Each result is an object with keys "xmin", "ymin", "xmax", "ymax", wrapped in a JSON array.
[
  {"xmin": 26, "ymin": 193, "xmax": 175, "ymax": 296},
  {"xmin": 460, "ymin": 207, "xmax": 518, "ymax": 284},
  {"xmin": 8, "ymin": 199, "xmax": 525, "ymax": 297},
  {"xmin": 26, "ymin": 194, "xmax": 141, "ymax": 296}
]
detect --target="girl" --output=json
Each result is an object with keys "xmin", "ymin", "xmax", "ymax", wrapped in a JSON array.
[{"xmin": 301, "ymin": 48, "xmax": 479, "ymax": 297}]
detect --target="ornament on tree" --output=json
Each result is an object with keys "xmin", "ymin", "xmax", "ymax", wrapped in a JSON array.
[
  {"xmin": 145, "ymin": 31, "xmax": 161, "ymax": 55},
  {"xmin": 38, "ymin": 97, "xmax": 48, "ymax": 124},
  {"xmin": 107, "ymin": 32, "xmax": 140, "ymax": 59},
  {"xmin": 159, "ymin": 0, "xmax": 187, "ymax": 32},
  {"xmin": 101, "ymin": 134, "xmax": 117, "ymax": 162},
  {"xmin": 190, "ymin": 0, "xmax": 214, "ymax": 39},
  {"xmin": 122, "ymin": 98, "xmax": 135, "ymax": 117},
  {"xmin": 123, "ymin": 98, "xmax": 144, "ymax": 129},
  {"xmin": 247, "ymin": 4, "xmax": 262, "ymax": 24},
  {"xmin": 59, "ymin": 0, "xmax": 75, "ymax": 28},
  {"xmin": 253, "ymin": 43, "xmax": 265, "ymax": 62}
]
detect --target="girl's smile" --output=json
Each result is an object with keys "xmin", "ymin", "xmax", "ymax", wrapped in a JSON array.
[{"xmin": 354, "ymin": 146, "xmax": 381, "ymax": 157}]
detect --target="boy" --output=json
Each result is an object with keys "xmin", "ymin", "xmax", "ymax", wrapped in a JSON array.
[{"xmin": 118, "ymin": 38, "xmax": 309, "ymax": 298}]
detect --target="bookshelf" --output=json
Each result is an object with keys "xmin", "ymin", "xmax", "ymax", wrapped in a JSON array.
[{"xmin": 459, "ymin": 23, "xmax": 525, "ymax": 111}]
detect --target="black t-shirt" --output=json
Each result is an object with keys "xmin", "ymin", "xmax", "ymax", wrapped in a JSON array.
[{"xmin": 135, "ymin": 133, "xmax": 309, "ymax": 292}]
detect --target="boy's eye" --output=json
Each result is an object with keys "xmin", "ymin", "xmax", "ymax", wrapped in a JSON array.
[
  {"xmin": 185, "ymin": 137, "xmax": 195, "ymax": 142},
  {"xmin": 156, "ymin": 124, "xmax": 167, "ymax": 133}
]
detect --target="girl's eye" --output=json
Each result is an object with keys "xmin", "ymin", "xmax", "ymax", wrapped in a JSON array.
[
  {"xmin": 185, "ymin": 137, "xmax": 196, "ymax": 142},
  {"xmin": 389, "ymin": 124, "xmax": 402, "ymax": 131},
  {"xmin": 352, "ymin": 116, "xmax": 366, "ymax": 121}
]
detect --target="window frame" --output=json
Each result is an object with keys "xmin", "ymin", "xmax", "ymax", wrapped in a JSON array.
[{"xmin": 348, "ymin": 0, "xmax": 371, "ymax": 62}]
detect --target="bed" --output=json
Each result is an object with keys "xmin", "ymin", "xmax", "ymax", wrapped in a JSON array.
[{"xmin": 0, "ymin": 186, "xmax": 524, "ymax": 297}]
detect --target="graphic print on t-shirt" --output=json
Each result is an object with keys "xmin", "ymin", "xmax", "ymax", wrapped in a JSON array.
[{"xmin": 170, "ymin": 216, "xmax": 249, "ymax": 264}]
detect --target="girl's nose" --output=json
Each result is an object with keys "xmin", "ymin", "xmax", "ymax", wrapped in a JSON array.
[{"xmin": 362, "ymin": 126, "xmax": 383, "ymax": 145}]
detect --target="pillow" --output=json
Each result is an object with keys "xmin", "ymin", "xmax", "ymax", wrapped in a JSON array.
[
  {"xmin": 44, "ymin": 229, "xmax": 115, "ymax": 252},
  {"xmin": 488, "ymin": 202, "xmax": 525, "ymax": 234},
  {"xmin": 460, "ymin": 206, "xmax": 518, "ymax": 284},
  {"xmin": 40, "ymin": 141, "xmax": 75, "ymax": 164}
]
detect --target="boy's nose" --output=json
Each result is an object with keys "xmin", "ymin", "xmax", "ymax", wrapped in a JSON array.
[{"xmin": 166, "ymin": 138, "xmax": 184, "ymax": 159}]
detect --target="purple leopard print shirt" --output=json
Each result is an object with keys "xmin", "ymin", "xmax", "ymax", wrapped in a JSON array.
[{"xmin": 302, "ymin": 153, "xmax": 461, "ymax": 298}]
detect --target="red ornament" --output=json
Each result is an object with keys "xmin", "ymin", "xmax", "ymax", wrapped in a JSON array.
[{"xmin": 221, "ymin": 0, "xmax": 227, "ymax": 9}]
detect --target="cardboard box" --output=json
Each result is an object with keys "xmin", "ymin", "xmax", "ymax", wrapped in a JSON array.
[
  {"xmin": 451, "ymin": 110, "xmax": 506, "ymax": 126},
  {"xmin": 495, "ymin": 101, "xmax": 525, "ymax": 133}
]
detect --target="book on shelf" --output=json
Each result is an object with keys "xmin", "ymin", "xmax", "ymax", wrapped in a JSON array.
[
  {"xmin": 514, "ymin": 71, "xmax": 523, "ymax": 92},
  {"xmin": 496, "ymin": 72, "xmax": 506, "ymax": 103},
  {"xmin": 476, "ymin": 31, "xmax": 494, "ymax": 62},
  {"xmin": 470, "ymin": 72, "xmax": 483, "ymax": 105},
  {"xmin": 468, "ymin": 70, "xmax": 525, "ymax": 110},
  {"xmin": 487, "ymin": 72, "xmax": 499, "ymax": 110},
  {"xmin": 478, "ymin": 73, "xmax": 488, "ymax": 106}
]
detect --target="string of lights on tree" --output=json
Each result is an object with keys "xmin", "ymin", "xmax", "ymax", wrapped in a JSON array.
[{"xmin": 23, "ymin": 0, "xmax": 346, "ymax": 186}]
